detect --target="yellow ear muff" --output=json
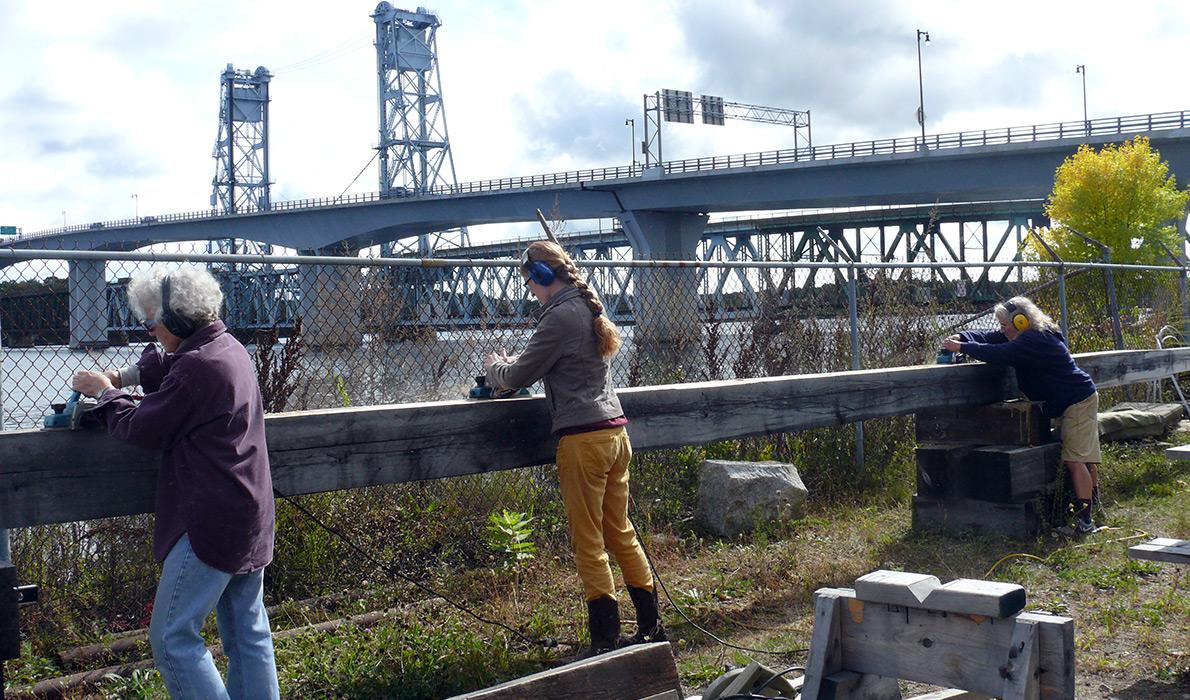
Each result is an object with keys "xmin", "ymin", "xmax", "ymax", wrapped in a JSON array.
[{"xmin": 1004, "ymin": 301, "xmax": 1029, "ymax": 331}]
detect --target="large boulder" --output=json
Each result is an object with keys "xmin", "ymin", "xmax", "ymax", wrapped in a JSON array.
[{"xmin": 695, "ymin": 460, "xmax": 808, "ymax": 538}]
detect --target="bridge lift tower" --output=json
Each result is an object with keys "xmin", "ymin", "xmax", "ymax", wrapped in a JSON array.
[
  {"xmin": 372, "ymin": 2, "xmax": 467, "ymax": 255},
  {"xmin": 209, "ymin": 64, "xmax": 273, "ymax": 258}
]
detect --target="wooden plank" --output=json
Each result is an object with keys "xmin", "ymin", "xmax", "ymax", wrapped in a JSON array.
[
  {"xmin": 443, "ymin": 642, "xmax": 680, "ymax": 700},
  {"xmin": 1164, "ymin": 444, "xmax": 1190, "ymax": 462},
  {"xmin": 814, "ymin": 588, "xmax": 1073, "ymax": 699},
  {"xmin": 922, "ymin": 579, "xmax": 1027, "ymax": 619},
  {"xmin": 2, "ymin": 347, "xmax": 1187, "ymax": 528},
  {"xmin": 819, "ymin": 670, "xmax": 903, "ymax": 699},
  {"xmin": 912, "ymin": 496, "xmax": 1051, "ymax": 540},
  {"xmin": 1001, "ymin": 618, "xmax": 1040, "ymax": 699},
  {"xmin": 854, "ymin": 570, "xmax": 940, "ymax": 608},
  {"xmin": 802, "ymin": 589, "xmax": 846, "ymax": 700},
  {"xmin": 916, "ymin": 401, "xmax": 1049, "ymax": 446},
  {"xmin": 1127, "ymin": 538, "xmax": 1190, "ymax": 565},
  {"xmin": 906, "ymin": 691, "xmax": 988, "ymax": 700}
]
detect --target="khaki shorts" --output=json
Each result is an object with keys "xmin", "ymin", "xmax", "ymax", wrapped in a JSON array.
[{"xmin": 1059, "ymin": 392, "xmax": 1101, "ymax": 463}]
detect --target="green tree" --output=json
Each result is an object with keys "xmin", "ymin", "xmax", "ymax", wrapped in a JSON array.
[{"xmin": 1031, "ymin": 136, "xmax": 1189, "ymax": 264}]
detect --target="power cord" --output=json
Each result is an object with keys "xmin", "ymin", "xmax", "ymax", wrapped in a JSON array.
[
  {"xmin": 273, "ymin": 488, "xmax": 562, "ymax": 651},
  {"xmin": 630, "ymin": 495, "xmax": 809, "ymax": 658}
]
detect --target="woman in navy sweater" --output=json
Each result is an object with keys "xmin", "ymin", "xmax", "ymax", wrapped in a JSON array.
[{"xmin": 943, "ymin": 296, "xmax": 1100, "ymax": 533}]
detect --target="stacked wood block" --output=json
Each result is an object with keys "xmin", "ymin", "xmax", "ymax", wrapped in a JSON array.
[{"xmin": 913, "ymin": 401, "xmax": 1062, "ymax": 539}]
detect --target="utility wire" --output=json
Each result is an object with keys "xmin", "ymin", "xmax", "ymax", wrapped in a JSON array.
[
  {"xmin": 335, "ymin": 151, "xmax": 380, "ymax": 202},
  {"xmin": 273, "ymin": 488, "xmax": 561, "ymax": 650},
  {"xmin": 630, "ymin": 495, "xmax": 809, "ymax": 658}
]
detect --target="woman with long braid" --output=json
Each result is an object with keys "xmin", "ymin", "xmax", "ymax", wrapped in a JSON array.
[{"xmin": 484, "ymin": 240, "xmax": 665, "ymax": 656}]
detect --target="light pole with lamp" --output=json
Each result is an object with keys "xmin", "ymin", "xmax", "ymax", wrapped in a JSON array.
[
  {"xmin": 625, "ymin": 118, "xmax": 636, "ymax": 168},
  {"xmin": 132, "ymin": 193, "xmax": 138, "ymax": 221},
  {"xmin": 916, "ymin": 29, "xmax": 930, "ymax": 149},
  {"xmin": 61, "ymin": 210, "xmax": 66, "ymax": 228},
  {"xmin": 1076, "ymin": 65, "xmax": 1088, "ymax": 134}
]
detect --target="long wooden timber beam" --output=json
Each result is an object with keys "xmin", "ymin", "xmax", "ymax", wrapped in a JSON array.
[{"xmin": 2, "ymin": 347, "xmax": 1188, "ymax": 528}]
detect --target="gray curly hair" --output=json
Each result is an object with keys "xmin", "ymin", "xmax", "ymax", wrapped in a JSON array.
[
  {"xmin": 994, "ymin": 296, "xmax": 1060, "ymax": 334},
  {"xmin": 127, "ymin": 266, "xmax": 224, "ymax": 327}
]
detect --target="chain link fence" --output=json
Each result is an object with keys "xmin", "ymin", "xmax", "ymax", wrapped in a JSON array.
[{"xmin": 3, "ymin": 249, "xmax": 1187, "ymax": 645}]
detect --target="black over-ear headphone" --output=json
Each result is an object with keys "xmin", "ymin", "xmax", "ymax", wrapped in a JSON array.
[
  {"xmin": 1003, "ymin": 300, "xmax": 1030, "ymax": 332},
  {"xmin": 160, "ymin": 275, "xmax": 199, "ymax": 339},
  {"xmin": 521, "ymin": 248, "xmax": 557, "ymax": 286}
]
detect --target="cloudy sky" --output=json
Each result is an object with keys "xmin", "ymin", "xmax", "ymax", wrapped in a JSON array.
[{"xmin": 2, "ymin": 0, "xmax": 1188, "ymax": 241}]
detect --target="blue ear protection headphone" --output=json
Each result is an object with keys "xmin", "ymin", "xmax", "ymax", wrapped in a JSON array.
[
  {"xmin": 159, "ymin": 275, "xmax": 199, "ymax": 339},
  {"xmin": 1003, "ymin": 300, "xmax": 1029, "ymax": 332},
  {"xmin": 521, "ymin": 248, "xmax": 557, "ymax": 286}
]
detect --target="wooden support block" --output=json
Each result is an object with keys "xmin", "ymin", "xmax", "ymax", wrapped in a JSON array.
[
  {"xmin": 444, "ymin": 642, "xmax": 680, "ymax": 700},
  {"xmin": 808, "ymin": 588, "xmax": 1074, "ymax": 699},
  {"xmin": 820, "ymin": 670, "xmax": 903, "ymax": 699},
  {"xmin": 1000, "ymin": 618, "xmax": 1041, "ymax": 699},
  {"xmin": 802, "ymin": 589, "xmax": 846, "ymax": 700},
  {"xmin": 1127, "ymin": 538, "xmax": 1190, "ymax": 565},
  {"xmin": 854, "ymin": 570, "xmax": 941, "ymax": 608},
  {"xmin": 916, "ymin": 444, "xmax": 973, "ymax": 499},
  {"xmin": 912, "ymin": 495, "xmax": 1050, "ymax": 540},
  {"xmin": 922, "ymin": 578, "xmax": 1027, "ymax": 618},
  {"xmin": 964, "ymin": 444, "xmax": 1061, "ymax": 503},
  {"xmin": 916, "ymin": 401, "xmax": 1051, "ymax": 446},
  {"xmin": 917, "ymin": 444, "xmax": 1059, "ymax": 503}
]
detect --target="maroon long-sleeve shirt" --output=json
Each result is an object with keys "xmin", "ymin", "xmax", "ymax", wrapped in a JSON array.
[{"xmin": 94, "ymin": 320, "xmax": 275, "ymax": 574}]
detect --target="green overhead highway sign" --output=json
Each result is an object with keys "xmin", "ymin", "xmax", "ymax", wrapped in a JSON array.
[{"xmin": 0, "ymin": 226, "xmax": 18, "ymax": 235}]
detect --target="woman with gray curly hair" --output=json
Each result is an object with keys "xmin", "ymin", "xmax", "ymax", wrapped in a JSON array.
[
  {"xmin": 943, "ymin": 295, "xmax": 1101, "ymax": 534},
  {"xmin": 72, "ymin": 265, "xmax": 279, "ymax": 698}
]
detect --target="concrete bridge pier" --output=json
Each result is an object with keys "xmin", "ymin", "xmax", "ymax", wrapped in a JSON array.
[
  {"xmin": 298, "ymin": 248, "xmax": 362, "ymax": 347},
  {"xmin": 620, "ymin": 210, "xmax": 708, "ymax": 382},
  {"xmin": 68, "ymin": 259, "xmax": 110, "ymax": 350}
]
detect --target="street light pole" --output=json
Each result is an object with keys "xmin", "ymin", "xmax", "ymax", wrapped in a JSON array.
[
  {"xmin": 132, "ymin": 193, "xmax": 139, "ymax": 221},
  {"xmin": 1076, "ymin": 65, "xmax": 1088, "ymax": 134},
  {"xmin": 625, "ymin": 118, "xmax": 636, "ymax": 168},
  {"xmin": 61, "ymin": 210, "xmax": 66, "ymax": 228},
  {"xmin": 916, "ymin": 29, "xmax": 930, "ymax": 149}
]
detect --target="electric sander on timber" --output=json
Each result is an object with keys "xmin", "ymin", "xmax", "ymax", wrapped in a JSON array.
[
  {"xmin": 42, "ymin": 391, "xmax": 99, "ymax": 430},
  {"xmin": 468, "ymin": 375, "xmax": 530, "ymax": 400}
]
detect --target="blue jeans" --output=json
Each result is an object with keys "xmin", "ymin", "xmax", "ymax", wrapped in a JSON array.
[{"xmin": 149, "ymin": 534, "xmax": 279, "ymax": 699}]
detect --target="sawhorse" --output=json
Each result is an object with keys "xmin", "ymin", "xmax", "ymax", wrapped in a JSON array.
[{"xmin": 800, "ymin": 570, "xmax": 1075, "ymax": 700}]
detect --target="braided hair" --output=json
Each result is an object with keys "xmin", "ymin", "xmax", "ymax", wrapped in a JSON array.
[{"xmin": 525, "ymin": 241, "xmax": 622, "ymax": 358}]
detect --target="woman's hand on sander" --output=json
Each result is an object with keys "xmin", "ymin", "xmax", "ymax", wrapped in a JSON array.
[{"xmin": 72, "ymin": 370, "xmax": 113, "ymax": 398}]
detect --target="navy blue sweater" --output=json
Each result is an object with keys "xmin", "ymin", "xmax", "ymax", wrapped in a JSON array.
[{"xmin": 958, "ymin": 328, "xmax": 1096, "ymax": 418}]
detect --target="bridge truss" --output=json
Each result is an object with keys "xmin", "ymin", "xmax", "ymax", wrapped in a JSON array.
[{"xmin": 97, "ymin": 203, "xmax": 1047, "ymax": 332}]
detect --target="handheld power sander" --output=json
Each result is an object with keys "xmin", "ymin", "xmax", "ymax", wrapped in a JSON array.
[
  {"xmin": 468, "ymin": 375, "xmax": 530, "ymax": 400},
  {"xmin": 935, "ymin": 348, "xmax": 969, "ymax": 364},
  {"xmin": 42, "ymin": 391, "xmax": 99, "ymax": 430}
]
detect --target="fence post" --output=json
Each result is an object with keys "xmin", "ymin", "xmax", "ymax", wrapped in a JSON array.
[
  {"xmin": 1102, "ymin": 249, "xmax": 1124, "ymax": 349},
  {"xmin": 848, "ymin": 263, "xmax": 864, "ymax": 472},
  {"xmin": 1058, "ymin": 267, "xmax": 1069, "ymax": 339}
]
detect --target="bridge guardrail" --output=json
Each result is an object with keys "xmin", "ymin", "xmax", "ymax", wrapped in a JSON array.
[{"xmin": 12, "ymin": 109, "xmax": 1189, "ymax": 241}]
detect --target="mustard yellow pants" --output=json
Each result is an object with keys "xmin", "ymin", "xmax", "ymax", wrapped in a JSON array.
[{"xmin": 556, "ymin": 426, "xmax": 654, "ymax": 601}]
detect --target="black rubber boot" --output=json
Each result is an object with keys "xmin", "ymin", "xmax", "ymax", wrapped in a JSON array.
[
  {"xmin": 586, "ymin": 596, "xmax": 621, "ymax": 657},
  {"xmin": 624, "ymin": 585, "xmax": 667, "ymax": 644}
]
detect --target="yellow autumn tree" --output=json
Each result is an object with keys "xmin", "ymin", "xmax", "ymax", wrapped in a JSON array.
[{"xmin": 1031, "ymin": 136, "xmax": 1189, "ymax": 265}]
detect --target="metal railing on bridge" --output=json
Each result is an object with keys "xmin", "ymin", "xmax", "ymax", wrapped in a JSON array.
[{"xmin": 12, "ymin": 109, "xmax": 1189, "ymax": 241}]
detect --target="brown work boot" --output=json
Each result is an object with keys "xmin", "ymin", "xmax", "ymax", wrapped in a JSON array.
[
  {"xmin": 585, "ymin": 596, "xmax": 621, "ymax": 657},
  {"xmin": 623, "ymin": 585, "xmax": 667, "ymax": 645}
]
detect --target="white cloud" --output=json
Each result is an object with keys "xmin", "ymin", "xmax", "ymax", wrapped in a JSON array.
[{"xmin": 2, "ymin": 0, "xmax": 1188, "ymax": 240}]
